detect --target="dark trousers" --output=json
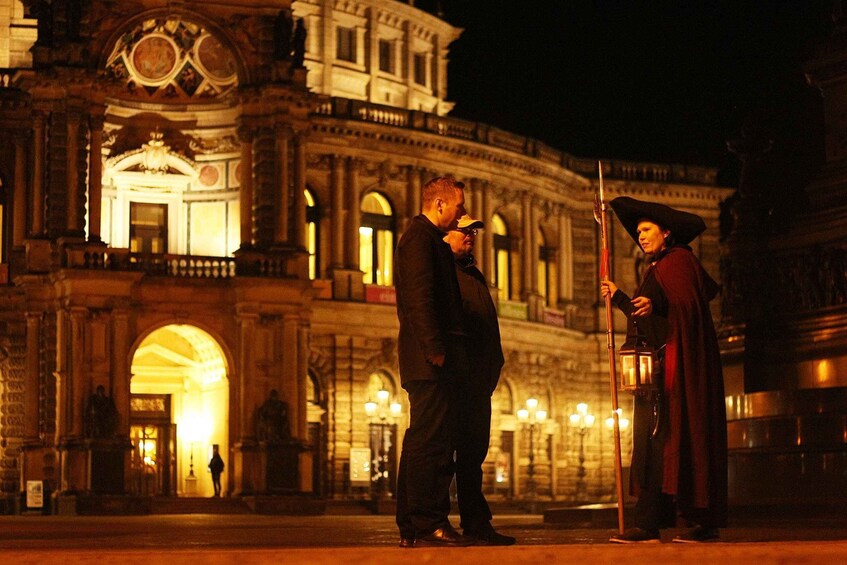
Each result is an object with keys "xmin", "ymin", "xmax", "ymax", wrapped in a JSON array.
[
  {"xmin": 455, "ymin": 388, "xmax": 493, "ymax": 532},
  {"xmin": 395, "ymin": 378, "xmax": 457, "ymax": 538},
  {"xmin": 632, "ymin": 395, "xmax": 719, "ymax": 530},
  {"xmin": 212, "ymin": 473, "xmax": 222, "ymax": 497},
  {"xmin": 633, "ymin": 433, "xmax": 675, "ymax": 531}
]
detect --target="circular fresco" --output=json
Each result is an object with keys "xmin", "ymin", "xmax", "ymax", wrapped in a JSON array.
[
  {"xmin": 199, "ymin": 164, "xmax": 220, "ymax": 187},
  {"xmin": 196, "ymin": 34, "xmax": 237, "ymax": 81},
  {"xmin": 131, "ymin": 35, "xmax": 178, "ymax": 82}
]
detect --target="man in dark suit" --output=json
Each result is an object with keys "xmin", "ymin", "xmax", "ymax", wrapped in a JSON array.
[
  {"xmin": 444, "ymin": 215, "xmax": 516, "ymax": 546},
  {"xmin": 394, "ymin": 176, "xmax": 473, "ymax": 548}
]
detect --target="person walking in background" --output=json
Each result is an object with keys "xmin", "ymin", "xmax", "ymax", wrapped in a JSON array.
[
  {"xmin": 394, "ymin": 176, "xmax": 473, "ymax": 548},
  {"xmin": 443, "ymin": 215, "xmax": 516, "ymax": 546},
  {"xmin": 600, "ymin": 197, "xmax": 727, "ymax": 544},
  {"xmin": 208, "ymin": 444, "xmax": 225, "ymax": 498}
]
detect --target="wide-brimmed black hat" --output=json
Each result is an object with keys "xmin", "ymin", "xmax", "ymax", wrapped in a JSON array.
[{"xmin": 609, "ymin": 196, "xmax": 706, "ymax": 246}]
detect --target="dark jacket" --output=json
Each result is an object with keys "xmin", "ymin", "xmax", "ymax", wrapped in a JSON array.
[
  {"xmin": 208, "ymin": 454, "xmax": 224, "ymax": 475},
  {"xmin": 454, "ymin": 256, "xmax": 504, "ymax": 395},
  {"xmin": 395, "ymin": 215, "xmax": 468, "ymax": 385}
]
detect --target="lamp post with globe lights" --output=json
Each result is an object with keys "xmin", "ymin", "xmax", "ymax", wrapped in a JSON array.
[
  {"xmin": 516, "ymin": 397, "xmax": 547, "ymax": 500},
  {"xmin": 569, "ymin": 403, "xmax": 595, "ymax": 501},
  {"xmin": 364, "ymin": 388, "xmax": 402, "ymax": 499}
]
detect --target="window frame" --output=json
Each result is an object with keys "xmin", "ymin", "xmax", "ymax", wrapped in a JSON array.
[
  {"xmin": 378, "ymin": 39, "xmax": 395, "ymax": 74},
  {"xmin": 305, "ymin": 188, "xmax": 320, "ymax": 280},
  {"xmin": 359, "ymin": 192, "xmax": 395, "ymax": 287},
  {"xmin": 336, "ymin": 26, "xmax": 357, "ymax": 63}
]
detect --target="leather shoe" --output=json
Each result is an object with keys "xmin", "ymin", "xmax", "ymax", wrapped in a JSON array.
[
  {"xmin": 673, "ymin": 526, "xmax": 719, "ymax": 543},
  {"xmin": 398, "ymin": 537, "xmax": 415, "ymax": 548},
  {"xmin": 465, "ymin": 528, "xmax": 516, "ymax": 546},
  {"xmin": 609, "ymin": 527, "xmax": 661, "ymax": 544},
  {"xmin": 415, "ymin": 526, "xmax": 475, "ymax": 547}
]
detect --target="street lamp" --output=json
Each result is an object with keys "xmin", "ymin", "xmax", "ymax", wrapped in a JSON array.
[
  {"xmin": 569, "ymin": 403, "xmax": 595, "ymax": 501},
  {"xmin": 516, "ymin": 397, "xmax": 547, "ymax": 500},
  {"xmin": 364, "ymin": 388, "xmax": 402, "ymax": 499}
]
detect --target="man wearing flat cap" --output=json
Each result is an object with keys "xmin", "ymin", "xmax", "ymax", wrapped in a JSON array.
[
  {"xmin": 601, "ymin": 197, "xmax": 727, "ymax": 544},
  {"xmin": 442, "ymin": 215, "xmax": 515, "ymax": 546}
]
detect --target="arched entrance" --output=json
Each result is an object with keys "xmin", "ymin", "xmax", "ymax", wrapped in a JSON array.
[{"xmin": 129, "ymin": 324, "xmax": 229, "ymax": 497}]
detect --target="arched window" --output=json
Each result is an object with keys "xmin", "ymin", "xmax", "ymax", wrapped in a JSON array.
[
  {"xmin": 359, "ymin": 192, "xmax": 394, "ymax": 286},
  {"xmin": 537, "ymin": 227, "xmax": 550, "ymax": 305},
  {"xmin": 492, "ymin": 213, "xmax": 512, "ymax": 301},
  {"xmin": 306, "ymin": 369, "xmax": 321, "ymax": 407},
  {"xmin": 305, "ymin": 188, "xmax": 319, "ymax": 280}
]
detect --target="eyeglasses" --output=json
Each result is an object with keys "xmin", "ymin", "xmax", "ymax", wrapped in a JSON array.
[{"xmin": 457, "ymin": 228, "xmax": 479, "ymax": 236}]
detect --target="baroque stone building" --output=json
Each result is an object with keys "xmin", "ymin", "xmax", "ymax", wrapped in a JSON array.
[{"xmin": 0, "ymin": 0, "xmax": 729, "ymax": 514}]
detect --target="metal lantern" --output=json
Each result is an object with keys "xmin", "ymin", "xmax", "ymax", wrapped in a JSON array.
[{"xmin": 619, "ymin": 340, "xmax": 657, "ymax": 392}]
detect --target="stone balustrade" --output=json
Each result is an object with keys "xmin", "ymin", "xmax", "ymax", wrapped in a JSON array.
[{"xmin": 314, "ymin": 96, "xmax": 719, "ymax": 186}]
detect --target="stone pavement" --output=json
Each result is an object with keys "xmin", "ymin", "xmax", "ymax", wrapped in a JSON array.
[{"xmin": 2, "ymin": 513, "xmax": 846, "ymax": 564}]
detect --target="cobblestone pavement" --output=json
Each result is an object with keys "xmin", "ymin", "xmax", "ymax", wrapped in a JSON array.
[{"xmin": 2, "ymin": 514, "xmax": 846, "ymax": 564}]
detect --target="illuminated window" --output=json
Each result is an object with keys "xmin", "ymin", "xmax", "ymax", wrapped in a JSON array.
[
  {"xmin": 305, "ymin": 188, "xmax": 319, "ymax": 280},
  {"xmin": 413, "ymin": 52, "xmax": 427, "ymax": 85},
  {"xmin": 130, "ymin": 202, "xmax": 168, "ymax": 254},
  {"xmin": 307, "ymin": 369, "xmax": 321, "ymax": 406},
  {"xmin": 492, "ymin": 213, "xmax": 511, "ymax": 301},
  {"xmin": 378, "ymin": 39, "xmax": 395, "ymax": 74},
  {"xmin": 537, "ymin": 228, "xmax": 550, "ymax": 305},
  {"xmin": 359, "ymin": 192, "xmax": 394, "ymax": 286},
  {"xmin": 336, "ymin": 27, "xmax": 356, "ymax": 62}
]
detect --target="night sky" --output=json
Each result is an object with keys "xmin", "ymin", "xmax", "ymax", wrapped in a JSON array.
[{"xmin": 415, "ymin": 0, "xmax": 834, "ymax": 184}]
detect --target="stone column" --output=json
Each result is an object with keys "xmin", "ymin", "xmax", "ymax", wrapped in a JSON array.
[
  {"xmin": 558, "ymin": 211, "xmax": 574, "ymax": 303},
  {"xmin": 233, "ymin": 310, "xmax": 259, "ymax": 495},
  {"xmin": 404, "ymin": 166, "xmax": 421, "ymax": 233},
  {"xmin": 296, "ymin": 319, "xmax": 310, "ymax": 439},
  {"xmin": 344, "ymin": 157, "xmax": 361, "ymax": 270},
  {"xmin": 530, "ymin": 200, "xmax": 540, "ymax": 295},
  {"xmin": 252, "ymin": 127, "xmax": 276, "ymax": 248},
  {"xmin": 238, "ymin": 126, "xmax": 255, "ymax": 249},
  {"xmin": 321, "ymin": 0, "xmax": 334, "ymax": 90},
  {"xmin": 87, "ymin": 113, "xmax": 105, "ymax": 243},
  {"xmin": 297, "ymin": 319, "xmax": 312, "ymax": 491},
  {"xmin": 66, "ymin": 111, "xmax": 81, "ymax": 233},
  {"xmin": 237, "ymin": 312, "xmax": 258, "ymax": 441},
  {"xmin": 32, "ymin": 112, "xmax": 46, "ymax": 235},
  {"xmin": 481, "ymin": 182, "xmax": 494, "ymax": 283},
  {"xmin": 13, "ymin": 132, "xmax": 27, "ymax": 246},
  {"xmin": 521, "ymin": 191, "xmax": 533, "ymax": 299},
  {"xmin": 367, "ymin": 7, "xmax": 379, "ymax": 103},
  {"xmin": 111, "ymin": 309, "xmax": 130, "ymax": 437},
  {"xmin": 292, "ymin": 133, "xmax": 307, "ymax": 248},
  {"xmin": 275, "ymin": 125, "xmax": 291, "ymax": 245},
  {"xmin": 330, "ymin": 155, "xmax": 344, "ymax": 268},
  {"xmin": 24, "ymin": 312, "xmax": 42, "ymax": 439},
  {"xmin": 55, "ymin": 308, "xmax": 68, "ymax": 442},
  {"xmin": 69, "ymin": 307, "xmax": 88, "ymax": 438}
]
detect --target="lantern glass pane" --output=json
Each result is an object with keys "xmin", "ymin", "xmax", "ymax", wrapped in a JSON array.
[
  {"xmin": 639, "ymin": 353, "xmax": 653, "ymax": 386},
  {"xmin": 621, "ymin": 353, "xmax": 636, "ymax": 389}
]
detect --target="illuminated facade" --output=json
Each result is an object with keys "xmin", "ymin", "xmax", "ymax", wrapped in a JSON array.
[{"xmin": 0, "ymin": 0, "xmax": 729, "ymax": 514}]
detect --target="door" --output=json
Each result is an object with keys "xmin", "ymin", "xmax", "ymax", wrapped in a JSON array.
[{"xmin": 129, "ymin": 394, "xmax": 176, "ymax": 496}]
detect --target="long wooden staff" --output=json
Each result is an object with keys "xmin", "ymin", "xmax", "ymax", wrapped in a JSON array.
[{"xmin": 594, "ymin": 161, "xmax": 626, "ymax": 535}]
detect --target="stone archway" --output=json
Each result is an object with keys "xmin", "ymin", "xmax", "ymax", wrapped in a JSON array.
[{"xmin": 129, "ymin": 324, "xmax": 229, "ymax": 497}]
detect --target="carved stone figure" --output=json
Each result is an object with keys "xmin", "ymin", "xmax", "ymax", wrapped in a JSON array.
[
  {"xmin": 291, "ymin": 18, "xmax": 307, "ymax": 69},
  {"xmin": 85, "ymin": 385, "xmax": 119, "ymax": 439},
  {"xmin": 257, "ymin": 389, "xmax": 291, "ymax": 442},
  {"xmin": 274, "ymin": 10, "xmax": 293, "ymax": 60}
]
